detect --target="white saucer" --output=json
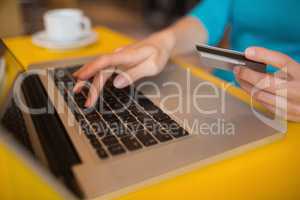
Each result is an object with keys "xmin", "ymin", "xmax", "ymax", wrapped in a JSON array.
[{"xmin": 32, "ymin": 31, "xmax": 98, "ymax": 50}]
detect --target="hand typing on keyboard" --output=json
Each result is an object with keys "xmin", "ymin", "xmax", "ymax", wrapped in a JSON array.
[
  {"xmin": 72, "ymin": 31, "xmax": 174, "ymax": 108},
  {"xmin": 52, "ymin": 67, "xmax": 189, "ymax": 159}
]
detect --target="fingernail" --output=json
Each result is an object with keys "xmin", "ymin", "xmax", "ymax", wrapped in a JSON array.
[
  {"xmin": 246, "ymin": 48, "xmax": 256, "ymax": 57},
  {"xmin": 114, "ymin": 76, "xmax": 129, "ymax": 88},
  {"xmin": 85, "ymin": 98, "xmax": 91, "ymax": 107},
  {"xmin": 233, "ymin": 66, "xmax": 241, "ymax": 76},
  {"xmin": 73, "ymin": 83, "xmax": 80, "ymax": 93}
]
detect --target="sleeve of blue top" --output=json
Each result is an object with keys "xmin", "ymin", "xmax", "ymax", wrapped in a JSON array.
[
  {"xmin": 188, "ymin": 0, "xmax": 237, "ymax": 85},
  {"xmin": 188, "ymin": 0, "xmax": 232, "ymax": 46}
]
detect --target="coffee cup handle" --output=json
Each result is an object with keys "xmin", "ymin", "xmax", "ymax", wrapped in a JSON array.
[{"xmin": 81, "ymin": 16, "xmax": 91, "ymax": 36}]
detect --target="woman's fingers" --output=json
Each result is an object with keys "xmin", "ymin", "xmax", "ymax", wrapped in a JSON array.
[
  {"xmin": 257, "ymin": 101, "xmax": 300, "ymax": 122},
  {"xmin": 239, "ymin": 79, "xmax": 300, "ymax": 116},
  {"xmin": 85, "ymin": 69, "xmax": 114, "ymax": 107},
  {"xmin": 234, "ymin": 67, "xmax": 300, "ymax": 102},
  {"xmin": 73, "ymin": 53, "xmax": 127, "ymax": 80},
  {"xmin": 284, "ymin": 81, "xmax": 300, "ymax": 103},
  {"xmin": 245, "ymin": 47, "xmax": 299, "ymax": 76},
  {"xmin": 73, "ymin": 80, "xmax": 86, "ymax": 93},
  {"xmin": 234, "ymin": 66, "xmax": 287, "ymax": 96},
  {"xmin": 239, "ymin": 79, "xmax": 286, "ymax": 110},
  {"xmin": 73, "ymin": 47, "xmax": 155, "ymax": 80},
  {"xmin": 113, "ymin": 59, "xmax": 159, "ymax": 88}
]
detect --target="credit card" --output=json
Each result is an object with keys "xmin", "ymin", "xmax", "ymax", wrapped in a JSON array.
[{"xmin": 196, "ymin": 44, "xmax": 266, "ymax": 73}]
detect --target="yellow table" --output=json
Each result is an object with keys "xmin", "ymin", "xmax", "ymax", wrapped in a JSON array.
[{"xmin": 1, "ymin": 27, "xmax": 300, "ymax": 200}]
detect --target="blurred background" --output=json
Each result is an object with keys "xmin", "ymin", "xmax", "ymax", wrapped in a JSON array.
[
  {"xmin": 1, "ymin": 0, "xmax": 209, "ymax": 70},
  {"xmin": 1, "ymin": 0, "xmax": 200, "ymax": 39}
]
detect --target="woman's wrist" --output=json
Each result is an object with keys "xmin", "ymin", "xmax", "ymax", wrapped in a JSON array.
[
  {"xmin": 149, "ymin": 29, "xmax": 176, "ymax": 54},
  {"xmin": 160, "ymin": 29, "xmax": 176, "ymax": 53}
]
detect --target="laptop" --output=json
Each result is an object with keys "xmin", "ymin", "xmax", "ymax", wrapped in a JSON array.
[{"xmin": 0, "ymin": 39, "xmax": 284, "ymax": 199}]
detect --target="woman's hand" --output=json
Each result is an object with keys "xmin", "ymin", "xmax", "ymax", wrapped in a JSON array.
[
  {"xmin": 72, "ymin": 30, "xmax": 175, "ymax": 107},
  {"xmin": 234, "ymin": 47, "xmax": 300, "ymax": 122}
]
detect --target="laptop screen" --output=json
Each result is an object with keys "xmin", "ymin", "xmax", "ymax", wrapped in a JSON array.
[
  {"xmin": 0, "ymin": 39, "xmax": 25, "ymax": 113},
  {"xmin": 0, "ymin": 39, "xmax": 33, "ymax": 150}
]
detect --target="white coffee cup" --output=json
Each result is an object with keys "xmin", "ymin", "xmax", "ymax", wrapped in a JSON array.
[{"xmin": 44, "ymin": 9, "xmax": 91, "ymax": 42}]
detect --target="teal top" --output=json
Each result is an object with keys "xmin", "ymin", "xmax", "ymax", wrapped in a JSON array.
[{"xmin": 189, "ymin": 0, "xmax": 300, "ymax": 84}]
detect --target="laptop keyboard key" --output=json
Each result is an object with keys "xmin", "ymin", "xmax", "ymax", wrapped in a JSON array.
[
  {"xmin": 80, "ymin": 121, "xmax": 95, "ymax": 137},
  {"xmin": 121, "ymin": 136, "xmax": 142, "ymax": 151},
  {"xmin": 102, "ymin": 113, "xmax": 119, "ymax": 123},
  {"xmin": 91, "ymin": 121, "xmax": 107, "ymax": 138},
  {"xmin": 101, "ymin": 135, "xmax": 119, "ymax": 146},
  {"xmin": 108, "ymin": 101, "xmax": 123, "ymax": 110},
  {"xmin": 118, "ymin": 112, "xmax": 137, "ymax": 123},
  {"xmin": 126, "ymin": 122, "xmax": 144, "ymax": 133},
  {"xmin": 160, "ymin": 119, "xmax": 189, "ymax": 138},
  {"xmin": 136, "ymin": 113, "xmax": 151, "ymax": 123},
  {"xmin": 85, "ymin": 112, "xmax": 100, "ymax": 122},
  {"xmin": 96, "ymin": 148, "xmax": 109, "ymax": 159},
  {"xmin": 73, "ymin": 110, "xmax": 84, "ymax": 121},
  {"xmin": 90, "ymin": 138, "xmax": 102, "ymax": 149},
  {"xmin": 135, "ymin": 130, "xmax": 157, "ymax": 147},
  {"xmin": 144, "ymin": 119, "xmax": 159, "ymax": 131},
  {"xmin": 97, "ymin": 103, "xmax": 111, "ymax": 114},
  {"xmin": 113, "ymin": 125, "xmax": 130, "ymax": 138},
  {"xmin": 136, "ymin": 96, "xmax": 158, "ymax": 112},
  {"xmin": 153, "ymin": 128, "xmax": 173, "ymax": 142},
  {"xmin": 73, "ymin": 93, "xmax": 86, "ymax": 108},
  {"xmin": 172, "ymin": 127, "xmax": 189, "ymax": 138},
  {"xmin": 153, "ymin": 111, "xmax": 172, "ymax": 121},
  {"xmin": 128, "ymin": 105, "xmax": 140, "ymax": 115},
  {"xmin": 118, "ymin": 95, "xmax": 131, "ymax": 104},
  {"xmin": 107, "ymin": 143, "xmax": 126, "ymax": 155},
  {"xmin": 86, "ymin": 133, "xmax": 97, "ymax": 140}
]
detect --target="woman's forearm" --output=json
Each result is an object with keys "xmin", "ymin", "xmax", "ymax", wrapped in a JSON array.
[{"xmin": 161, "ymin": 16, "xmax": 208, "ymax": 55}]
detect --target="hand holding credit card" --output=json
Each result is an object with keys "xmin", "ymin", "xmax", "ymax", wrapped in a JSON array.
[{"xmin": 196, "ymin": 44, "xmax": 266, "ymax": 73}]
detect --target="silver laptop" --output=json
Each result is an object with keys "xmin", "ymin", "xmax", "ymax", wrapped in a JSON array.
[{"xmin": 1, "ymin": 39, "xmax": 284, "ymax": 199}]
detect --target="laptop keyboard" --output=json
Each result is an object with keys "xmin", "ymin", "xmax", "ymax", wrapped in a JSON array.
[{"xmin": 52, "ymin": 66, "xmax": 189, "ymax": 160}]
